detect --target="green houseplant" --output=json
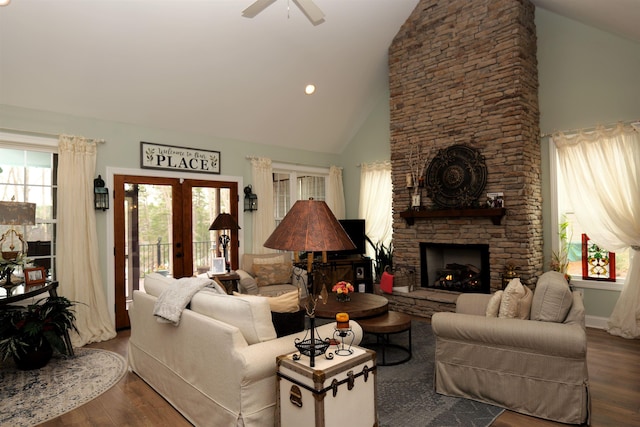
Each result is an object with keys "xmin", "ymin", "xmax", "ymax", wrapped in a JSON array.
[
  {"xmin": 365, "ymin": 236, "xmax": 393, "ymax": 281},
  {"xmin": 550, "ymin": 215, "xmax": 572, "ymax": 283},
  {"xmin": 0, "ymin": 296, "xmax": 77, "ymax": 369}
]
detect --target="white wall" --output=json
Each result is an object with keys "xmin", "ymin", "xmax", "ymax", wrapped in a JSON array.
[{"xmin": 536, "ymin": 8, "xmax": 640, "ymax": 324}]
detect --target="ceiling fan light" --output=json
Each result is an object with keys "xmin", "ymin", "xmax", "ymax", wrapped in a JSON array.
[{"xmin": 304, "ymin": 84, "xmax": 316, "ymax": 95}]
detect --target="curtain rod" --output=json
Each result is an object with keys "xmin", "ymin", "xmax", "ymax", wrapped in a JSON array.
[
  {"xmin": 0, "ymin": 127, "xmax": 106, "ymax": 143},
  {"xmin": 540, "ymin": 120, "xmax": 640, "ymax": 139},
  {"xmin": 245, "ymin": 155, "xmax": 330, "ymax": 169}
]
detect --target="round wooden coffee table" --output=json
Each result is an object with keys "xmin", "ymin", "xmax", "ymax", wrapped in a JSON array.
[{"xmin": 313, "ymin": 292, "xmax": 388, "ymax": 319}]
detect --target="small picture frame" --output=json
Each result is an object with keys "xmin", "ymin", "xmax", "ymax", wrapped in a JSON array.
[
  {"xmin": 210, "ymin": 257, "xmax": 226, "ymax": 274},
  {"xmin": 24, "ymin": 266, "xmax": 47, "ymax": 286},
  {"xmin": 356, "ymin": 266, "xmax": 365, "ymax": 279},
  {"xmin": 486, "ymin": 192, "xmax": 504, "ymax": 208}
]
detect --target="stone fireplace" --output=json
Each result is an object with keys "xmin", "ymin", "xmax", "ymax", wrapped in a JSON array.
[{"xmin": 388, "ymin": 0, "xmax": 544, "ymax": 304}]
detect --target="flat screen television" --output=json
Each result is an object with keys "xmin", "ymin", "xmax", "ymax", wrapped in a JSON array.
[{"xmin": 329, "ymin": 219, "xmax": 366, "ymax": 258}]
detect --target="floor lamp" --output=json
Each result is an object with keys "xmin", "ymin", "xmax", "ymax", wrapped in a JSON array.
[{"xmin": 263, "ymin": 199, "xmax": 355, "ymax": 367}]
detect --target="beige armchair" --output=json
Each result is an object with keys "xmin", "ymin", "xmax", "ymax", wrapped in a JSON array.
[
  {"xmin": 431, "ymin": 271, "xmax": 590, "ymax": 425},
  {"xmin": 236, "ymin": 252, "xmax": 307, "ymax": 298}
]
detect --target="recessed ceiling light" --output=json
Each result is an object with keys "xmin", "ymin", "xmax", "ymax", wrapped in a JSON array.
[
  {"xmin": 304, "ymin": 84, "xmax": 316, "ymax": 95},
  {"xmin": 0, "ymin": 0, "xmax": 11, "ymax": 6}
]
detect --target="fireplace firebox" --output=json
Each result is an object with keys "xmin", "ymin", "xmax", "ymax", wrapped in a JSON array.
[{"xmin": 420, "ymin": 242, "xmax": 490, "ymax": 293}]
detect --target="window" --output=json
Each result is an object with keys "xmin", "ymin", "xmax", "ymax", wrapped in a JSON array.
[
  {"xmin": 552, "ymin": 143, "xmax": 628, "ymax": 288},
  {"xmin": 272, "ymin": 164, "xmax": 328, "ymax": 225},
  {"xmin": 0, "ymin": 147, "xmax": 58, "ymax": 281}
]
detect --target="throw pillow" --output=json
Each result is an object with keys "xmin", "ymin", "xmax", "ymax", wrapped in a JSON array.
[
  {"xmin": 380, "ymin": 270, "xmax": 394, "ymax": 294},
  {"xmin": 236, "ymin": 269, "xmax": 259, "ymax": 295},
  {"xmin": 530, "ymin": 270, "xmax": 573, "ymax": 323},
  {"xmin": 486, "ymin": 290, "xmax": 503, "ymax": 317},
  {"xmin": 233, "ymin": 290, "xmax": 300, "ymax": 313},
  {"xmin": 252, "ymin": 254, "xmax": 287, "ymax": 266},
  {"xmin": 517, "ymin": 285, "xmax": 533, "ymax": 320},
  {"xmin": 499, "ymin": 278, "xmax": 528, "ymax": 319},
  {"xmin": 253, "ymin": 262, "xmax": 292, "ymax": 287}
]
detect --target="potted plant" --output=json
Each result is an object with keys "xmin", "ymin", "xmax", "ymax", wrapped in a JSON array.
[
  {"xmin": 0, "ymin": 296, "xmax": 77, "ymax": 370},
  {"xmin": 365, "ymin": 236, "xmax": 393, "ymax": 281},
  {"xmin": 550, "ymin": 215, "xmax": 572, "ymax": 283}
]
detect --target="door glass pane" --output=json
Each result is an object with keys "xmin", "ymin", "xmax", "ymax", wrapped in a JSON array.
[
  {"xmin": 125, "ymin": 183, "xmax": 173, "ymax": 302},
  {"xmin": 192, "ymin": 187, "xmax": 230, "ymax": 275}
]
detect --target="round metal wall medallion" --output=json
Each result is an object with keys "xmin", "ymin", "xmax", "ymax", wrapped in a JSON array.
[{"xmin": 425, "ymin": 144, "xmax": 487, "ymax": 208}]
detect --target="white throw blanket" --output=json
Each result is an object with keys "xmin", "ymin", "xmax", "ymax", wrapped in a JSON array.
[{"xmin": 153, "ymin": 277, "xmax": 214, "ymax": 325}]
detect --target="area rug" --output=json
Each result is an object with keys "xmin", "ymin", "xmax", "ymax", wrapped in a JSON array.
[
  {"xmin": 364, "ymin": 320, "xmax": 504, "ymax": 427},
  {"xmin": 0, "ymin": 347, "xmax": 127, "ymax": 426}
]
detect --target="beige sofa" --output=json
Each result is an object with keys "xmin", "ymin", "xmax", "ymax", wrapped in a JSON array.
[
  {"xmin": 431, "ymin": 271, "xmax": 590, "ymax": 425},
  {"xmin": 128, "ymin": 273, "xmax": 362, "ymax": 427}
]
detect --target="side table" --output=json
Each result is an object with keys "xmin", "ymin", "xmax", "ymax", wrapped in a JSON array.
[
  {"xmin": 0, "ymin": 281, "xmax": 74, "ymax": 356},
  {"xmin": 208, "ymin": 271, "xmax": 240, "ymax": 294},
  {"xmin": 276, "ymin": 345, "xmax": 377, "ymax": 427}
]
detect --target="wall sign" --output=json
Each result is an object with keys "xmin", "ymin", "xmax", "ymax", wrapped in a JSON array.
[{"xmin": 141, "ymin": 142, "xmax": 220, "ymax": 174}]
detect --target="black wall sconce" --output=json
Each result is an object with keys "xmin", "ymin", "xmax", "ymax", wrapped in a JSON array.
[
  {"xmin": 94, "ymin": 175, "xmax": 109, "ymax": 211},
  {"xmin": 244, "ymin": 185, "xmax": 258, "ymax": 212}
]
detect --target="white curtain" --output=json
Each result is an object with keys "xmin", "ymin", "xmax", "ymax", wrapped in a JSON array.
[
  {"xmin": 553, "ymin": 123, "xmax": 640, "ymax": 339},
  {"xmin": 251, "ymin": 157, "xmax": 275, "ymax": 254},
  {"xmin": 327, "ymin": 166, "xmax": 346, "ymax": 219},
  {"xmin": 57, "ymin": 135, "xmax": 116, "ymax": 347},
  {"xmin": 359, "ymin": 161, "xmax": 393, "ymax": 259}
]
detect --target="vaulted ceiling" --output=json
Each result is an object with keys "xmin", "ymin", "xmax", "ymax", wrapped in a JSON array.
[{"xmin": 1, "ymin": 0, "xmax": 637, "ymax": 154}]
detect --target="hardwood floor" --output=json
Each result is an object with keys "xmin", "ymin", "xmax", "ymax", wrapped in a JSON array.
[{"xmin": 40, "ymin": 324, "xmax": 639, "ymax": 426}]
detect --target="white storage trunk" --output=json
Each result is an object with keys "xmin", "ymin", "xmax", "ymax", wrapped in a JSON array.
[{"xmin": 276, "ymin": 345, "xmax": 377, "ymax": 427}]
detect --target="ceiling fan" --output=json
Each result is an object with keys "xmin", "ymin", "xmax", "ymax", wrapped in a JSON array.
[{"xmin": 242, "ymin": 0, "xmax": 326, "ymax": 26}]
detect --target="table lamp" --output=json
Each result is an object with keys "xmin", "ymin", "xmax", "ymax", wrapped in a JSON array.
[
  {"xmin": 209, "ymin": 213, "xmax": 241, "ymax": 272},
  {"xmin": 0, "ymin": 199, "xmax": 36, "ymax": 288},
  {"xmin": 263, "ymin": 199, "xmax": 355, "ymax": 366}
]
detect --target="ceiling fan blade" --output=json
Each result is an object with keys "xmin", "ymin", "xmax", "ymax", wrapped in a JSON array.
[
  {"xmin": 242, "ymin": 0, "xmax": 278, "ymax": 18},
  {"xmin": 292, "ymin": 0, "xmax": 325, "ymax": 25}
]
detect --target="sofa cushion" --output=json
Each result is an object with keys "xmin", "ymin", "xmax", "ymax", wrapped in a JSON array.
[
  {"xmin": 531, "ymin": 271, "xmax": 573, "ymax": 323},
  {"xmin": 499, "ymin": 278, "xmax": 532, "ymax": 319},
  {"xmin": 190, "ymin": 292, "xmax": 277, "ymax": 344},
  {"xmin": 485, "ymin": 290, "xmax": 503, "ymax": 317},
  {"xmin": 144, "ymin": 273, "xmax": 174, "ymax": 297},
  {"xmin": 253, "ymin": 262, "xmax": 293, "ymax": 286}
]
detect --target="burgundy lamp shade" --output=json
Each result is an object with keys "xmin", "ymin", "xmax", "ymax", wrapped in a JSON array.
[
  {"xmin": 209, "ymin": 213, "xmax": 241, "ymax": 231},
  {"xmin": 263, "ymin": 199, "xmax": 355, "ymax": 252}
]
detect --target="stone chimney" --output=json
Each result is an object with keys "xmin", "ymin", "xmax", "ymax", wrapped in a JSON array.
[{"xmin": 389, "ymin": 0, "xmax": 543, "ymax": 292}]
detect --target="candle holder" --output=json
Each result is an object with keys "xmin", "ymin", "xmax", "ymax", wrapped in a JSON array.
[{"xmin": 332, "ymin": 327, "xmax": 355, "ymax": 356}]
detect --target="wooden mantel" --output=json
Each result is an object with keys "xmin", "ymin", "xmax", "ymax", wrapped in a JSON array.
[{"xmin": 400, "ymin": 207, "xmax": 507, "ymax": 226}]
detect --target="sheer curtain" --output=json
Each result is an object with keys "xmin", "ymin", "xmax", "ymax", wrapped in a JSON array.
[
  {"xmin": 251, "ymin": 157, "xmax": 275, "ymax": 254},
  {"xmin": 359, "ymin": 161, "xmax": 393, "ymax": 259},
  {"xmin": 57, "ymin": 135, "xmax": 116, "ymax": 347},
  {"xmin": 327, "ymin": 166, "xmax": 346, "ymax": 219},
  {"xmin": 553, "ymin": 123, "xmax": 640, "ymax": 339}
]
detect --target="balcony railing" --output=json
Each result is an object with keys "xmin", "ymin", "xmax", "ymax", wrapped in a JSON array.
[{"xmin": 137, "ymin": 240, "xmax": 214, "ymax": 277}]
